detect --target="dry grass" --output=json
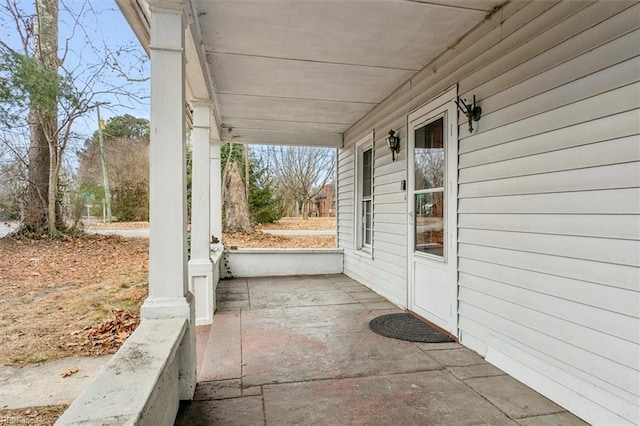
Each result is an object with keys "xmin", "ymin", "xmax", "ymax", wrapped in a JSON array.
[
  {"xmin": 257, "ymin": 216, "xmax": 336, "ymax": 231},
  {"xmin": 223, "ymin": 233, "xmax": 335, "ymax": 249},
  {"xmin": 0, "ymin": 405, "xmax": 67, "ymax": 425},
  {"xmin": 86, "ymin": 221, "xmax": 149, "ymax": 229},
  {"xmin": 0, "ymin": 235, "xmax": 148, "ymax": 366}
]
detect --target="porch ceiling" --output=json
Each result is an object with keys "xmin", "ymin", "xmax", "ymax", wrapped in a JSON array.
[{"xmin": 121, "ymin": 0, "xmax": 506, "ymax": 147}]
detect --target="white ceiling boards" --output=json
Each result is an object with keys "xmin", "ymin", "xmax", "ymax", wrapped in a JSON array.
[{"xmin": 122, "ymin": 0, "xmax": 507, "ymax": 146}]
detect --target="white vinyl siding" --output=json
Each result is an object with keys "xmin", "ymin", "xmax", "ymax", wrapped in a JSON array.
[
  {"xmin": 337, "ymin": 148, "xmax": 355, "ymax": 250},
  {"xmin": 339, "ymin": 125, "xmax": 408, "ymax": 306},
  {"xmin": 338, "ymin": 1, "xmax": 640, "ymax": 425},
  {"xmin": 456, "ymin": 18, "xmax": 640, "ymax": 419}
]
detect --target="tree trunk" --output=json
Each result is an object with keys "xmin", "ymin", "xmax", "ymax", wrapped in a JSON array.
[
  {"xmin": 23, "ymin": 108, "xmax": 49, "ymax": 232},
  {"xmin": 23, "ymin": 0, "xmax": 59, "ymax": 234},
  {"xmin": 223, "ymin": 160, "xmax": 253, "ymax": 233}
]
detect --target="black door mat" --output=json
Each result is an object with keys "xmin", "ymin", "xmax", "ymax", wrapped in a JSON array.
[{"xmin": 369, "ymin": 313, "xmax": 455, "ymax": 343}]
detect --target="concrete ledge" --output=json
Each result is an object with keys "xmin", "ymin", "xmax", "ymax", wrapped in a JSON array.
[
  {"xmin": 56, "ymin": 318, "xmax": 187, "ymax": 426},
  {"xmin": 227, "ymin": 248, "xmax": 343, "ymax": 277}
]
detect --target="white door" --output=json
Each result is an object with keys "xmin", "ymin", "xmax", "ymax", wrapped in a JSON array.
[{"xmin": 407, "ymin": 86, "xmax": 458, "ymax": 335}]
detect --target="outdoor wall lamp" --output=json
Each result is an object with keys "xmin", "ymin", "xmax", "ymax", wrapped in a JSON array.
[
  {"xmin": 386, "ymin": 129, "xmax": 400, "ymax": 161},
  {"xmin": 454, "ymin": 95, "xmax": 482, "ymax": 133}
]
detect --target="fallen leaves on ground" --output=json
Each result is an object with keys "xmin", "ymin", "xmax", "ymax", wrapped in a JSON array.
[
  {"xmin": 87, "ymin": 221, "xmax": 149, "ymax": 229},
  {"xmin": 257, "ymin": 216, "xmax": 336, "ymax": 231},
  {"xmin": 0, "ymin": 405, "xmax": 67, "ymax": 426},
  {"xmin": 60, "ymin": 367, "xmax": 79, "ymax": 378},
  {"xmin": 0, "ymin": 235, "xmax": 148, "ymax": 366},
  {"xmin": 223, "ymin": 232, "xmax": 335, "ymax": 248},
  {"xmin": 62, "ymin": 310, "xmax": 140, "ymax": 357}
]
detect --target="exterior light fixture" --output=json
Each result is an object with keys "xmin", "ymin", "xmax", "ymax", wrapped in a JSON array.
[
  {"xmin": 386, "ymin": 129, "xmax": 400, "ymax": 161},
  {"xmin": 454, "ymin": 95, "xmax": 482, "ymax": 133}
]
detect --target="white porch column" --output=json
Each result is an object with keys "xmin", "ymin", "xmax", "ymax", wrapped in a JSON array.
[
  {"xmin": 188, "ymin": 102, "xmax": 214, "ymax": 325},
  {"xmin": 210, "ymin": 140, "xmax": 223, "ymax": 248},
  {"xmin": 143, "ymin": 0, "xmax": 195, "ymax": 399}
]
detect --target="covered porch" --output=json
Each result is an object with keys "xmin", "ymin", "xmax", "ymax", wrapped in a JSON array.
[
  {"xmin": 179, "ymin": 274, "xmax": 586, "ymax": 425},
  {"xmin": 56, "ymin": 0, "xmax": 639, "ymax": 424}
]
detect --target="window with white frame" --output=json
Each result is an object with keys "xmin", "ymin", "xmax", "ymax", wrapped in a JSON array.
[{"xmin": 356, "ymin": 137, "xmax": 373, "ymax": 251}]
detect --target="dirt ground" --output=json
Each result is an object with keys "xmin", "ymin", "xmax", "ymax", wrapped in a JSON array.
[
  {"xmin": 223, "ymin": 232, "xmax": 335, "ymax": 248},
  {"xmin": 0, "ymin": 235, "xmax": 148, "ymax": 367},
  {"xmin": 87, "ymin": 221, "xmax": 149, "ymax": 229},
  {"xmin": 228, "ymin": 217, "xmax": 336, "ymax": 247},
  {"xmin": 257, "ymin": 216, "xmax": 336, "ymax": 230},
  {"xmin": 0, "ymin": 405, "xmax": 67, "ymax": 426}
]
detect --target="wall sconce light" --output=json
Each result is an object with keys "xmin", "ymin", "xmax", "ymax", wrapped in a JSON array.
[
  {"xmin": 386, "ymin": 129, "xmax": 400, "ymax": 161},
  {"xmin": 454, "ymin": 95, "xmax": 482, "ymax": 133}
]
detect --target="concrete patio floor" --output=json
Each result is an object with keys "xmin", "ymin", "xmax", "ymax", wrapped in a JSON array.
[{"xmin": 178, "ymin": 274, "xmax": 588, "ymax": 425}]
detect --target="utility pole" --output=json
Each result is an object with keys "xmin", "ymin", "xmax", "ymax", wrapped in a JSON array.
[{"xmin": 96, "ymin": 105, "xmax": 112, "ymax": 222}]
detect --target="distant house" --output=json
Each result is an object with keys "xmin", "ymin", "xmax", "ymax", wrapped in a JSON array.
[{"xmin": 311, "ymin": 184, "xmax": 336, "ymax": 217}]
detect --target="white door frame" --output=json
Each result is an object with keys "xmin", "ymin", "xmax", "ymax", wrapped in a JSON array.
[{"xmin": 407, "ymin": 85, "xmax": 459, "ymax": 336}]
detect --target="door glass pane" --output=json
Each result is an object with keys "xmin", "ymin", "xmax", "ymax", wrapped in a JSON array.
[
  {"xmin": 414, "ymin": 118, "xmax": 444, "ymax": 191},
  {"xmin": 413, "ymin": 114, "xmax": 445, "ymax": 259},
  {"xmin": 414, "ymin": 192, "xmax": 444, "ymax": 257}
]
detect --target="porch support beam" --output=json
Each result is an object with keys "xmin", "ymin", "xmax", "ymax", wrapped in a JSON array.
[
  {"xmin": 142, "ymin": 0, "xmax": 196, "ymax": 399},
  {"xmin": 188, "ymin": 101, "xmax": 214, "ymax": 325},
  {"xmin": 221, "ymin": 128, "xmax": 343, "ymax": 147}
]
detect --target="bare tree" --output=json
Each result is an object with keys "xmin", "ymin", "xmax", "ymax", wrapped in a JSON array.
[
  {"xmin": 266, "ymin": 146, "xmax": 335, "ymax": 219},
  {"xmin": 0, "ymin": 0, "xmax": 148, "ymax": 235}
]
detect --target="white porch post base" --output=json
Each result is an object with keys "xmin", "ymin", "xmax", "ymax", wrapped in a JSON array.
[
  {"xmin": 188, "ymin": 259, "xmax": 214, "ymax": 325},
  {"xmin": 141, "ymin": 294, "xmax": 196, "ymax": 399}
]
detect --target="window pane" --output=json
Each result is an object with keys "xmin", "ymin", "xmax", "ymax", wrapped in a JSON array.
[
  {"xmin": 363, "ymin": 199, "xmax": 372, "ymax": 246},
  {"xmin": 362, "ymin": 148, "xmax": 372, "ymax": 197},
  {"xmin": 414, "ymin": 118, "xmax": 444, "ymax": 191},
  {"xmin": 414, "ymin": 192, "xmax": 444, "ymax": 257}
]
